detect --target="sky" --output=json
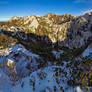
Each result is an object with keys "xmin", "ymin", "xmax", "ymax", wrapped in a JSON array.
[{"xmin": 0, "ymin": 0, "xmax": 92, "ymax": 21}]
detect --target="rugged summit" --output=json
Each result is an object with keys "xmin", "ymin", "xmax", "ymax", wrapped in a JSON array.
[{"xmin": 0, "ymin": 12, "xmax": 92, "ymax": 49}]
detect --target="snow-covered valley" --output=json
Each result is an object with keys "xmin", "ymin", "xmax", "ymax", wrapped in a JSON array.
[{"xmin": 0, "ymin": 42, "xmax": 92, "ymax": 92}]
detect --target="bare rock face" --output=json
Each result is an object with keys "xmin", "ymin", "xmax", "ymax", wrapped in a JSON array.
[
  {"xmin": 44, "ymin": 13, "xmax": 76, "ymax": 24},
  {"xmin": 0, "ymin": 12, "xmax": 92, "ymax": 49},
  {"xmin": 6, "ymin": 59, "xmax": 16, "ymax": 69}
]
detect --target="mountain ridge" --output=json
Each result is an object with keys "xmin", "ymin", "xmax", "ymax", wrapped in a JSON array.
[{"xmin": 0, "ymin": 12, "xmax": 92, "ymax": 49}]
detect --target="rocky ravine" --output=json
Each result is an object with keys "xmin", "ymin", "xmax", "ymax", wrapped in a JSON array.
[{"xmin": 0, "ymin": 12, "xmax": 92, "ymax": 92}]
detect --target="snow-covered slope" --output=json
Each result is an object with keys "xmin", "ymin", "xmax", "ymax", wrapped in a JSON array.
[
  {"xmin": 0, "ymin": 44, "xmax": 43, "ymax": 77},
  {"xmin": 9, "ymin": 66, "xmax": 84, "ymax": 92},
  {"xmin": 82, "ymin": 43, "xmax": 92, "ymax": 57},
  {"xmin": 0, "ymin": 43, "xmax": 92, "ymax": 92}
]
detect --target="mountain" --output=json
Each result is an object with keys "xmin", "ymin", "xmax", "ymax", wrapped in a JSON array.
[
  {"xmin": 0, "ymin": 12, "xmax": 92, "ymax": 92},
  {"xmin": 0, "ymin": 12, "xmax": 92, "ymax": 49}
]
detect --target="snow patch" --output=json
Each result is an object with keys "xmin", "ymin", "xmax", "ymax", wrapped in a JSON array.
[
  {"xmin": 82, "ymin": 43, "xmax": 92, "ymax": 57},
  {"xmin": 52, "ymin": 50, "xmax": 64, "ymax": 59}
]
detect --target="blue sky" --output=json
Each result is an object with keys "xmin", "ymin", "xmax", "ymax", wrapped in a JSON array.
[{"xmin": 0, "ymin": 0, "xmax": 92, "ymax": 21}]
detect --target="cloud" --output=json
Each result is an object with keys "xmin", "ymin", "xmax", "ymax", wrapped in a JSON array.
[
  {"xmin": 74, "ymin": 0, "xmax": 92, "ymax": 3},
  {"xmin": 0, "ymin": 18, "xmax": 10, "ymax": 22},
  {"xmin": 78, "ymin": 9, "xmax": 92, "ymax": 15},
  {"xmin": 82, "ymin": 9, "xmax": 92, "ymax": 14},
  {"xmin": 0, "ymin": 1, "xmax": 8, "ymax": 4}
]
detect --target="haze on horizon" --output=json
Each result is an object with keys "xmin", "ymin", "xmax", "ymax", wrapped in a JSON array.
[{"xmin": 0, "ymin": 0, "xmax": 92, "ymax": 21}]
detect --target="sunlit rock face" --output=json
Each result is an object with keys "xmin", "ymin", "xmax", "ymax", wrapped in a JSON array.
[
  {"xmin": 0, "ymin": 13, "xmax": 75, "ymax": 47},
  {"xmin": 0, "ymin": 12, "xmax": 92, "ymax": 49},
  {"xmin": 6, "ymin": 59, "xmax": 16, "ymax": 71}
]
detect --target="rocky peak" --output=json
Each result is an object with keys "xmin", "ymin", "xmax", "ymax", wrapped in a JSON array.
[
  {"xmin": 44, "ymin": 13, "xmax": 76, "ymax": 24},
  {"xmin": 84, "ymin": 11, "xmax": 92, "ymax": 16},
  {"xmin": 8, "ymin": 16, "xmax": 20, "ymax": 22}
]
